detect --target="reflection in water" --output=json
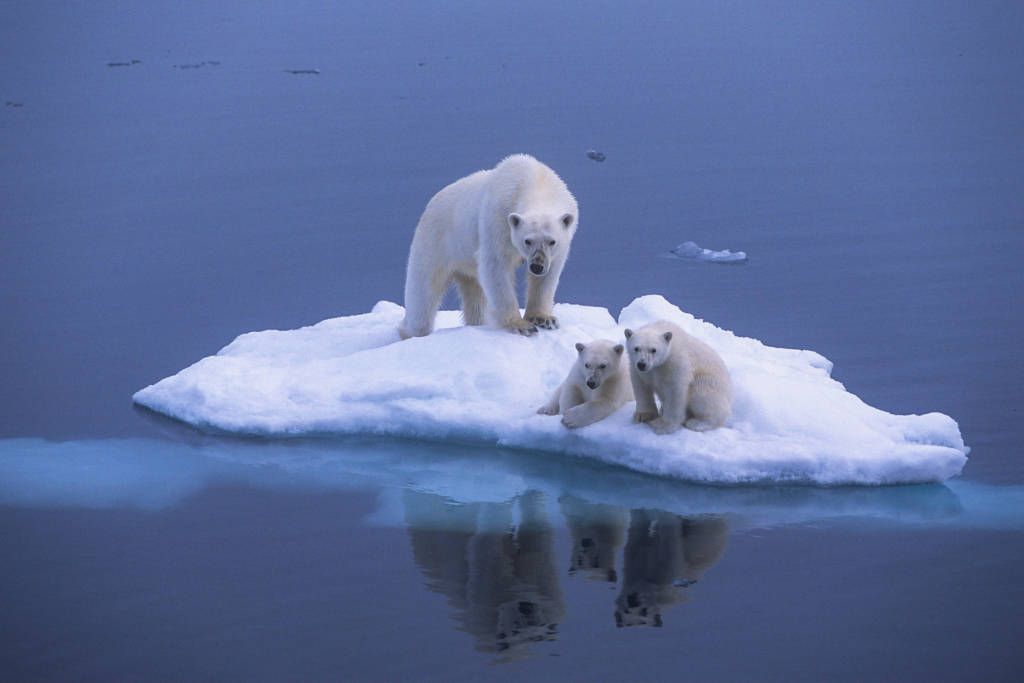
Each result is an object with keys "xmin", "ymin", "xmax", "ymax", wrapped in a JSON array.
[
  {"xmin": 615, "ymin": 511, "xmax": 728, "ymax": 628},
  {"xmin": 405, "ymin": 489, "xmax": 732, "ymax": 656},
  {"xmin": 560, "ymin": 495, "xmax": 628, "ymax": 583},
  {"xmin": 404, "ymin": 490, "xmax": 565, "ymax": 658},
  {"xmin": 559, "ymin": 495, "xmax": 730, "ymax": 628}
]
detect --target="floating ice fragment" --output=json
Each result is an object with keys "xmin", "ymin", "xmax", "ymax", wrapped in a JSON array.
[
  {"xmin": 132, "ymin": 295, "xmax": 968, "ymax": 486},
  {"xmin": 586, "ymin": 149, "xmax": 606, "ymax": 162},
  {"xmin": 669, "ymin": 241, "xmax": 747, "ymax": 263},
  {"xmin": 286, "ymin": 69, "xmax": 321, "ymax": 75}
]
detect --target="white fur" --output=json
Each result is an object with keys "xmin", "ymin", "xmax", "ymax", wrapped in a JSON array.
[
  {"xmin": 537, "ymin": 339, "xmax": 633, "ymax": 429},
  {"xmin": 399, "ymin": 154, "xmax": 579, "ymax": 338},
  {"xmin": 624, "ymin": 320, "xmax": 733, "ymax": 434}
]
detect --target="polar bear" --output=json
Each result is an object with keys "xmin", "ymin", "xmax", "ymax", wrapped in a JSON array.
[
  {"xmin": 624, "ymin": 320, "xmax": 732, "ymax": 434},
  {"xmin": 398, "ymin": 154, "xmax": 579, "ymax": 338},
  {"xmin": 537, "ymin": 339, "xmax": 634, "ymax": 429}
]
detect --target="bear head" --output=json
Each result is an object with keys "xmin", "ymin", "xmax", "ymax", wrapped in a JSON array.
[
  {"xmin": 508, "ymin": 211, "xmax": 575, "ymax": 277},
  {"xmin": 574, "ymin": 339, "xmax": 624, "ymax": 390},
  {"xmin": 624, "ymin": 325, "xmax": 673, "ymax": 374}
]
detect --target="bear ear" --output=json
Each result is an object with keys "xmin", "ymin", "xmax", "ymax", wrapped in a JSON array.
[
  {"xmin": 508, "ymin": 213, "xmax": 523, "ymax": 229},
  {"xmin": 613, "ymin": 344, "xmax": 624, "ymax": 356},
  {"xmin": 560, "ymin": 213, "xmax": 575, "ymax": 229},
  {"xmin": 575, "ymin": 342, "xmax": 585, "ymax": 353},
  {"xmin": 663, "ymin": 331, "xmax": 673, "ymax": 343},
  {"xmin": 624, "ymin": 329, "xmax": 633, "ymax": 339}
]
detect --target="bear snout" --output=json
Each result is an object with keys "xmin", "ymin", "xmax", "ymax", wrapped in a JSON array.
[
  {"xmin": 586, "ymin": 379, "xmax": 598, "ymax": 389},
  {"xmin": 636, "ymin": 361, "xmax": 648, "ymax": 372},
  {"xmin": 529, "ymin": 262, "xmax": 545, "ymax": 275}
]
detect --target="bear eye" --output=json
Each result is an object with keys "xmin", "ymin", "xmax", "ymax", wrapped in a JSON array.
[
  {"xmin": 634, "ymin": 347, "xmax": 640, "ymax": 352},
  {"xmin": 524, "ymin": 239, "xmax": 533, "ymax": 247},
  {"xmin": 649, "ymin": 348, "xmax": 656, "ymax": 353},
  {"xmin": 547, "ymin": 239, "xmax": 556, "ymax": 246},
  {"xmin": 599, "ymin": 363, "xmax": 607, "ymax": 369},
  {"xmin": 584, "ymin": 363, "xmax": 590, "ymax": 369}
]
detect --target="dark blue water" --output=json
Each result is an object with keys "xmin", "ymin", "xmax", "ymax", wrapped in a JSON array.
[{"xmin": 2, "ymin": 1, "xmax": 1023, "ymax": 680}]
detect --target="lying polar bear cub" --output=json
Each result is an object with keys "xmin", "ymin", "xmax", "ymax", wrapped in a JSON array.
[
  {"xmin": 537, "ymin": 340, "xmax": 634, "ymax": 429},
  {"xmin": 625, "ymin": 320, "xmax": 733, "ymax": 434}
]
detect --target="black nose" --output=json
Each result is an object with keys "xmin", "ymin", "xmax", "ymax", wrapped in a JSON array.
[
  {"xmin": 636, "ymin": 361, "xmax": 647, "ymax": 371},
  {"xmin": 586, "ymin": 380, "xmax": 597, "ymax": 389},
  {"xmin": 529, "ymin": 263, "xmax": 544, "ymax": 275}
]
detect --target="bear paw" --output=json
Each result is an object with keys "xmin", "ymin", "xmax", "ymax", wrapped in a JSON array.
[
  {"xmin": 561, "ymin": 406, "xmax": 592, "ymax": 430},
  {"xmin": 633, "ymin": 409, "xmax": 658, "ymax": 424},
  {"xmin": 526, "ymin": 314, "xmax": 558, "ymax": 330},
  {"xmin": 684, "ymin": 418, "xmax": 718, "ymax": 432},
  {"xmin": 648, "ymin": 417, "xmax": 681, "ymax": 435},
  {"xmin": 507, "ymin": 318, "xmax": 539, "ymax": 336},
  {"xmin": 537, "ymin": 404, "xmax": 559, "ymax": 416}
]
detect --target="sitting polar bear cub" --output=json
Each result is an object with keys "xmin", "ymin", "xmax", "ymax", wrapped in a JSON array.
[
  {"xmin": 537, "ymin": 340, "xmax": 634, "ymax": 429},
  {"xmin": 625, "ymin": 320, "xmax": 733, "ymax": 434},
  {"xmin": 399, "ymin": 154, "xmax": 579, "ymax": 339}
]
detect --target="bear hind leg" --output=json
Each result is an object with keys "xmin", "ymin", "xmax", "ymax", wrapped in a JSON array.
[
  {"xmin": 453, "ymin": 273, "xmax": 487, "ymax": 326},
  {"xmin": 400, "ymin": 263, "xmax": 452, "ymax": 338},
  {"xmin": 684, "ymin": 374, "xmax": 731, "ymax": 430}
]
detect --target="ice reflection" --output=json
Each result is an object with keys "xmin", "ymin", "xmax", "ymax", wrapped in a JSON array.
[{"xmin": 1, "ymin": 435, "xmax": 1021, "ymax": 530}]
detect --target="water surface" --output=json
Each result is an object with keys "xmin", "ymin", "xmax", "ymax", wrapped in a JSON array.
[{"xmin": 2, "ymin": 1, "xmax": 1022, "ymax": 680}]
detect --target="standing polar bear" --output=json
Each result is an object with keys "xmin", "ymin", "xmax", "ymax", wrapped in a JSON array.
[
  {"xmin": 537, "ymin": 339, "xmax": 634, "ymax": 429},
  {"xmin": 399, "ymin": 154, "xmax": 579, "ymax": 338},
  {"xmin": 625, "ymin": 321, "xmax": 733, "ymax": 434}
]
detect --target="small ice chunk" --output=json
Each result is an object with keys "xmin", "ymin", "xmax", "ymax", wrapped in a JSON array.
[
  {"xmin": 586, "ymin": 149, "xmax": 606, "ymax": 162},
  {"xmin": 669, "ymin": 241, "xmax": 747, "ymax": 263},
  {"xmin": 286, "ymin": 69, "xmax": 321, "ymax": 75},
  {"xmin": 672, "ymin": 578, "xmax": 698, "ymax": 587}
]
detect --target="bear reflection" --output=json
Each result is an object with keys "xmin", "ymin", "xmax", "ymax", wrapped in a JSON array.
[
  {"xmin": 614, "ymin": 510, "xmax": 728, "ymax": 627},
  {"xmin": 559, "ymin": 495, "xmax": 629, "ymax": 583},
  {"xmin": 404, "ymin": 489, "xmax": 565, "ymax": 657}
]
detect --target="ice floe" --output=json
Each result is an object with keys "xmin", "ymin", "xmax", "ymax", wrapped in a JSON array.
[
  {"xmin": 667, "ymin": 241, "xmax": 748, "ymax": 263},
  {"xmin": 132, "ymin": 295, "xmax": 968, "ymax": 485}
]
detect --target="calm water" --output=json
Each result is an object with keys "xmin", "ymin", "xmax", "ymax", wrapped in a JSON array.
[{"xmin": 2, "ymin": 1, "xmax": 1022, "ymax": 680}]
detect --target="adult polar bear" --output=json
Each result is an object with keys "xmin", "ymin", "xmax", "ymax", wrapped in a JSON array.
[{"xmin": 398, "ymin": 154, "xmax": 579, "ymax": 338}]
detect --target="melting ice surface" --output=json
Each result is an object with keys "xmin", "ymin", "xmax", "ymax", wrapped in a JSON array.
[
  {"xmin": 668, "ymin": 241, "xmax": 748, "ymax": 263},
  {"xmin": 132, "ymin": 295, "xmax": 968, "ymax": 486}
]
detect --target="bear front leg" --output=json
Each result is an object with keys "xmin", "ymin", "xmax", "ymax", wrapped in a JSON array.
[
  {"xmin": 648, "ymin": 386, "xmax": 685, "ymax": 434},
  {"xmin": 524, "ymin": 264, "xmax": 562, "ymax": 330},
  {"xmin": 480, "ymin": 250, "xmax": 537, "ymax": 335},
  {"xmin": 537, "ymin": 385, "xmax": 563, "ymax": 415},
  {"xmin": 631, "ymin": 375, "xmax": 659, "ymax": 424},
  {"xmin": 562, "ymin": 400, "xmax": 618, "ymax": 429}
]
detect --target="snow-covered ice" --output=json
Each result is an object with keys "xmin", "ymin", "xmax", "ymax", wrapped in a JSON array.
[
  {"xmin": 668, "ymin": 240, "xmax": 748, "ymax": 263},
  {"xmin": 132, "ymin": 295, "xmax": 968, "ymax": 486}
]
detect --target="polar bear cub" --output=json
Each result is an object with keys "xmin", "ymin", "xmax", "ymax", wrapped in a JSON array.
[
  {"xmin": 399, "ymin": 154, "xmax": 579, "ymax": 339},
  {"xmin": 537, "ymin": 340, "xmax": 634, "ymax": 429},
  {"xmin": 624, "ymin": 321, "xmax": 732, "ymax": 434}
]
